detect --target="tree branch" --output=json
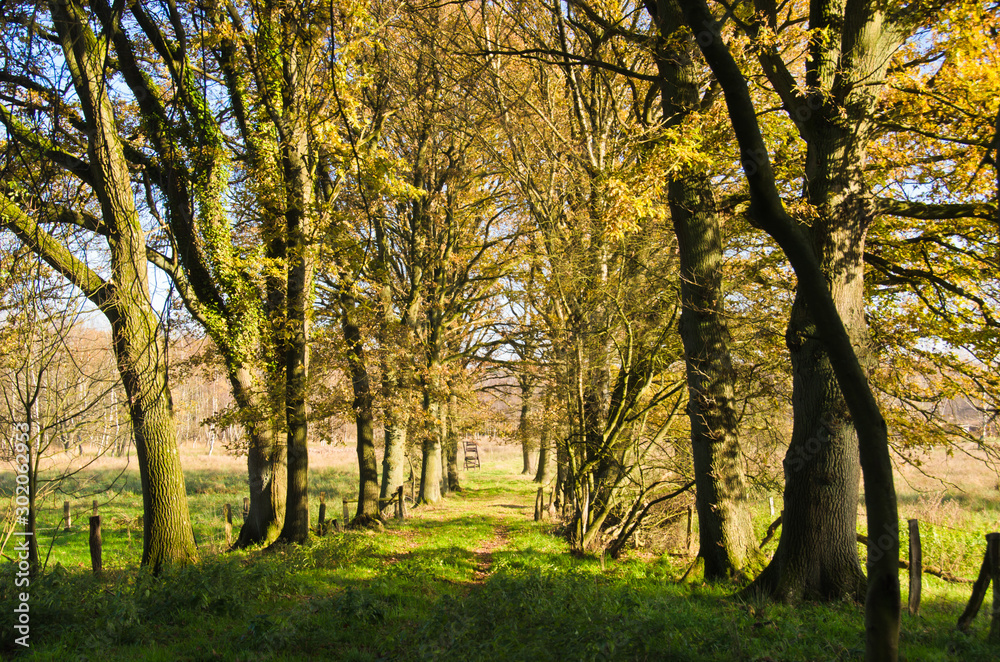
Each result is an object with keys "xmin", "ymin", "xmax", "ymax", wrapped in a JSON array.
[
  {"xmin": 0, "ymin": 194, "xmax": 110, "ymax": 308},
  {"xmin": 875, "ymin": 197, "xmax": 996, "ymax": 221}
]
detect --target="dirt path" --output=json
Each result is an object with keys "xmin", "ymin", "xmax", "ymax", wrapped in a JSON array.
[
  {"xmin": 471, "ymin": 524, "xmax": 510, "ymax": 582},
  {"xmin": 381, "ymin": 486, "xmax": 532, "ymax": 584}
]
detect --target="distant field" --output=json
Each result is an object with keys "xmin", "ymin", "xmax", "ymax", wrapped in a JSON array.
[{"xmin": 2, "ymin": 439, "xmax": 999, "ymax": 660}]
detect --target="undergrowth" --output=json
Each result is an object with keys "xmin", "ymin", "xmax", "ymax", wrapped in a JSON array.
[{"xmin": 1, "ymin": 462, "xmax": 998, "ymax": 661}]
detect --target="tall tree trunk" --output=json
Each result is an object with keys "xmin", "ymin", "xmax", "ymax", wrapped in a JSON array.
[
  {"xmin": 555, "ymin": 424, "xmax": 569, "ymax": 510},
  {"xmin": 109, "ymin": 305, "xmax": 198, "ymax": 569},
  {"xmin": 675, "ymin": 1, "xmax": 901, "ymax": 656},
  {"xmin": 533, "ymin": 388, "xmax": 553, "ymax": 484},
  {"xmin": 378, "ymin": 282, "xmax": 410, "ymax": 501},
  {"xmin": 439, "ymin": 400, "xmax": 450, "ymax": 497},
  {"xmin": 518, "ymin": 380, "xmax": 535, "ymax": 474},
  {"xmin": 279, "ymin": 244, "xmax": 311, "ymax": 542},
  {"xmin": 749, "ymin": 126, "xmax": 872, "ymax": 601},
  {"xmin": 341, "ymin": 292, "xmax": 380, "ymax": 522},
  {"xmin": 42, "ymin": 0, "xmax": 198, "ymax": 569},
  {"xmin": 275, "ymin": 39, "xmax": 313, "ymax": 543},
  {"xmin": 418, "ymin": 383, "xmax": 444, "ymax": 504},
  {"xmin": 26, "ymin": 421, "xmax": 39, "ymax": 576},
  {"xmin": 651, "ymin": 0, "xmax": 755, "ymax": 582},
  {"xmin": 670, "ymin": 174, "xmax": 756, "ymax": 580},
  {"xmin": 237, "ymin": 423, "xmax": 286, "ymax": 547},
  {"xmin": 225, "ymin": 361, "xmax": 285, "ymax": 547},
  {"xmin": 446, "ymin": 392, "xmax": 461, "ymax": 491},
  {"xmin": 380, "ymin": 404, "xmax": 409, "ymax": 500}
]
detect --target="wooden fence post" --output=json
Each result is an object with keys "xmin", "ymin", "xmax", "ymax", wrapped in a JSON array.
[
  {"xmin": 63, "ymin": 501, "xmax": 71, "ymax": 532},
  {"xmin": 242, "ymin": 497, "xmax": 250, "ymax": 521},
  {"xmin": 223, "ymin": 503, "xmax": 233, "ymax": 546},
  {"xmin": 686, "ymin": 505, "xmax": 693, "ymax": 554},
  {"xmin": 908, "ymin": 519, "xmax": 921, "ymax": 616},
  {"xmin": 396, "ymin": 486, "xmax": 404, "ymax": 520},
  {"xmin": 990, "ymin": 532, "xmax": 1000, "ymax": 642},
  {"xmin": 534, "ymin": 487, "xmax": 545, "ymax": 521},
  {"xmin": 318, "ymin": 492, "xmax": 327, "ymax": 535},
  {"xmin": 769, "ymin": 496, "xmax": 775, "ymax": 519},
  {"xmin": 89, "ymin": 512, "xmax": 102, "ymax": 576},
  {"xmin": 959, "ymin": 532, "xmax": 999, "ymax": 632}
]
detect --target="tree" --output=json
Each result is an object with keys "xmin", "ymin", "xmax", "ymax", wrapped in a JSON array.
[
  {"xmin": 339, "ymin": 290, "xmax": 382, "ymax": 522},
  {"xmin": 0, "ymin": 248, "xmax": 126, "ymax": 574},
  {"xmin": 47, "ymin": 0, "xmax": 294, "ymax": 548},
  {"xmin": 83, "ymin": 0, "xmax": 386, "ymax": 544},
  {"xmin": 355, "ymin": 0, "xmax": 520, "ymax": 506},
  {"xmin": 480, "ymin": 0, "xmax": 703, "ymax": 555},
  {"xmin": 675, "ymin": 0, "xmax": 901, "ymax": 657},
  {"xmin": 644, "ymin": 0, "xmax": 756, "ymax": 579},
  {"xmin": 1, "ymin": 0, "xmax": 198, "ymax": 569}
]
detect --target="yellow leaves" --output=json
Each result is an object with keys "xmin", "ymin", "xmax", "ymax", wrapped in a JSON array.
[
  {"xmin": 875, "ymin": 2, "xmax": 999, "ymax": 201},
  {"xmin": 597, "ymin": 117, "xmax": 715, "ymax": 240},
  {"xmin": 601, "ymin": 177, "xmax": 658, "ymax": 239}
]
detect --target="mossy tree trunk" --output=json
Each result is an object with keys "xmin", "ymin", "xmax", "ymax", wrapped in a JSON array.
[
  {"xmin": 91, "ymin": 0, "xmax": 290, "ymax": 549},
  {"xmin": 0, "ymin": 0, "xmax": 198, "ymax": 570},
  {"xmin": 275, "ymin": 25, "xmax": 314, "ymax": 544}
]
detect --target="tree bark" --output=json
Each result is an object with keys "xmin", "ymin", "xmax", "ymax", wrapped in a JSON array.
[
  {"xmin": 341, "ymin": 292, "xmax": 381, "ymax": 522},
  {"xmin": 418, "ymin": 384, "xmax": 444, "ymax": 504},
  {"xmin": 751, "ymin": 142, "xmax": 871, "ymax": 600},
  {"xmin": 275, "ymin": 34, "xmax": 313, "ymax": 544},
  {"xmin": 417, "ymin": 360, "xmax": 445, "ymax": 504},
  {"xmin": 380, "ymin": 404, "xmax": 409, "ymax": 501},
  {"xmin": 676, "ymin": 1, "xmax": 901, "ymax": 658},
  {"xmin": 225, "ymin": 361, "xmax": 285, "ymax": 547},
  {"xmin": 533, "ymin": 389, "xmax": 553, "ymax": 484},
  {"xmin": 440, "ymin": 402, "xmax": 450, "ymax": 497},
  {"xmin": 669, "ymin": 174, "xmax": 756, "ymax": 580},
  {"xmin": 649, "ymin": 1, "xmax": 756, "ymax": 579},
  {"xmin": 446, "ymin": 391, "xmax": 461, "ymax": 491},
  {"xmin": 378, "ymin": 280, "xmax": 410, "ymax": 501},
  {"xmin": 518, "ymin": 379, "xmax": 535, "ymax": 474},
  {"xmin": 15, "ymin": 0, "xmax": 200, "ymax": 569},
  {"xmin": 236, "ymin": 420, "xmax": 286, "ymax": 547},
  {"xmin": 112, "ymin": 311, "xmax": 197, "ymax": 569}
]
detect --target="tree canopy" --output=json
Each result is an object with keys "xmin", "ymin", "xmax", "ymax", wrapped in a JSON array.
[{"xmin": 2, "ymin": 0, "xmax": 998, "ymax": 657}]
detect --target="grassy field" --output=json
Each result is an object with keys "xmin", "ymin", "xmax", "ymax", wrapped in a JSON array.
[{"xmin": 2, "ymin": 441, "xmax": 1000, "ymax": 661}]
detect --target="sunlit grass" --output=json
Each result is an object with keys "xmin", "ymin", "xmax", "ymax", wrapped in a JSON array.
[{"xmin": 2, "ymin": 442, "xmax": 999, "ymax": 660}]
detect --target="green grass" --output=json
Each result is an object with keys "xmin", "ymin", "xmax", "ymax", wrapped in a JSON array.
[{"xmin": 2, "ymin": 457, "xmax": 999, "ymax": 661}]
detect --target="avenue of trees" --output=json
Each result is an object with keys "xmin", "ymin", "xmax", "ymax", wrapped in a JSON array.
[{"xmin": 2, "ymin": 0, "xmax": 997, "ymax": 658}]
